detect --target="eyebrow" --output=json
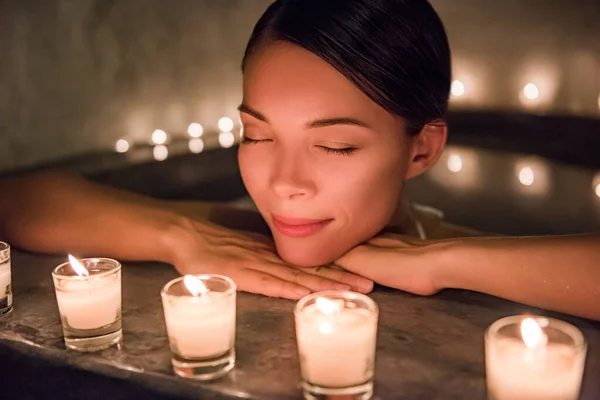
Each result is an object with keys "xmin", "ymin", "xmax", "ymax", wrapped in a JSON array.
[{"xmin": 238, "ymin": 103, "xmax": 372, "ymax": 130}]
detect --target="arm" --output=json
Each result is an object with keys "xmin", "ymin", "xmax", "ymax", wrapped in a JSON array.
[
  {"xmin": 0, "ymin": 170, "xmax": 372, "ymax": 298},
  {"xmin": 440, "ymin": 235, "xmax": 600, "ymax": 320},
  {"xmin": 337, "ymin": 234, "xmax": 600, "ymax": 320},
  {"xmin": 0, "ymin": 170, "xmax": 187, "ymax": 262}
]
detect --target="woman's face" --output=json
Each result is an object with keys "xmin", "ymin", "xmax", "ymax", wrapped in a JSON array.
[{"xmin": 238, "ymin": 42, "xmax": 414, "ymax": 267}]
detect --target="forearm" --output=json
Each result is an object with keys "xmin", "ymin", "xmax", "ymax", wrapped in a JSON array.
[
  {"xmin": 0, "ymin": 170, "xmax": 189, "ymax": 263},
  {"xmin": 441, "ymin": 234, "xmax": 600, "ymax": 320}
]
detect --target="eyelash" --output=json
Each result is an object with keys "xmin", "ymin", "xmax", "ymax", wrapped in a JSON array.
[{"xmin": 241, "ymin": 137, "xmax": 357, "ymax": 156}]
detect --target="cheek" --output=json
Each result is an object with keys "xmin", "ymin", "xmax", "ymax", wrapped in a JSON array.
[
  {"xmin": 327, "ymin": 152, "xmax": 406, "ymax": 225},
  {"xmin": 238, "ymin": 149, "xmax": 269, "ymax": 199}
]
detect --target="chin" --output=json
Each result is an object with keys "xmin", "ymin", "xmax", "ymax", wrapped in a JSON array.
[{"xmin": 273, "ymin": 237, "xmax": 349, "ymax": 267}]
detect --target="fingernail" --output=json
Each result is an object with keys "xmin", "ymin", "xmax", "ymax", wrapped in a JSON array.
[
  {"xmin": 294, "ymin": 287, "xmax": 311, "ymax": 297},
  {"xmin": 358, "ymin": 279, "xmax": 374, "ymax": 292},
  {"xmin": 335, "ymin": 283, "xmax": 352, "ymax": 291}
]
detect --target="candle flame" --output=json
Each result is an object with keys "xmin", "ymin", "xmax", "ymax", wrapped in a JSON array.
[
  {"xmin": 316, "ymin": 297, "xmax": 341, "ymax": 316},
  {"xmin": 68, "ymin": 254, "xmax": 90, "ymax": 277},
  {"xmin": 184, "ymin": 275, "xmax": 209, "ymax": 296},
  {"xmin": 521, "ymin": 317, "xmax": 545, "ymax": 348}
]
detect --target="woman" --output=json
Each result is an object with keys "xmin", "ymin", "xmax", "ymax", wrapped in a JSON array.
[{"xmin": 1, "ymin": 0, "xmax": 599, "ymax": 320}]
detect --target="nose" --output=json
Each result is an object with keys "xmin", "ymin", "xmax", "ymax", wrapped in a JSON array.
[{"xmin": 270, "ymin": 152, "xmax": 316, "ymax": 200}]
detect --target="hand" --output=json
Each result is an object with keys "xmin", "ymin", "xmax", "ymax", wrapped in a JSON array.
[
  {"xmin": 335, "ymin": 234, "xmax": 447, "ymax": 296},
  {"xmin": 165, "ymin": 218, "xmax": 373, "ymax": 300}
]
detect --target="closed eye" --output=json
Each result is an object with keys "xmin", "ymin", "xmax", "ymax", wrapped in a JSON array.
[
  {"xmin": 241, "ymin": 137, "xmax": 271, "ymax": 144},
  {"xmin": 316, "ymin": 146, "xmax": 357, "ymax": 156}
]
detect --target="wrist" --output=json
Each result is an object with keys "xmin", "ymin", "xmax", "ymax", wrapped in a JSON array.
[
  {"xmin": 430, "ymin": 238, "xmax": 470, "ymax": 291},
  {"xmin": 159, "ymin": 213, "xmax": 199, "ymax": 266}
]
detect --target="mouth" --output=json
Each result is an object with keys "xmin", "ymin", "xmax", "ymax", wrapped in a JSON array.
[{"xmin": 271, "ymin": 215, "xmax": 333, "ymax": 238}]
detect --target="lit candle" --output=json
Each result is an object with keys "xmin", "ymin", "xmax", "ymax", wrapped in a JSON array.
[
  {"xmin": 0, "ymin": 242, "xmax": 12, "ymax": 316},
  {"xmin": 294, "ymin": 291, "xmax": 378, "ymax": 399},
  {"xmin": 161, "ymin": 274, "xmax": 236, "ymax": 380},
  {"xmin": 52, "ymin": 255, "xmax": 122, "ymax": 351},
  {"xmin": 485, "ymin": 316, "xmax": 587, "ymax": 400}
]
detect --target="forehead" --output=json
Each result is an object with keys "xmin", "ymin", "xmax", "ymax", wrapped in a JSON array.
[{"xmin": 242, "ymin": 42, "xmax": 393, "ymax": 125}]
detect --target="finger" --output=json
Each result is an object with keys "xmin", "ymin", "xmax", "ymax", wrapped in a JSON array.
[
  {"xmin": 249, "ymin": 262, "xmax": 353, "ymax": 292},
  {"xmin": 368, "ymin": 236, "xmax": 414, "ymax": 248},
  {"xmin": 309, "ymin": 265, "xmax": 373, "ymax": 293},
  {"xmin": 217, "ymin": 234, "xmax": 275, "ymax": 252},
  {"xmin": 195, "ymin": 222, "xmax": 275, "ymax": 250},
  {"xmin": 226, "ymin": 267, "xmax": 311, "ymax": 300},
  {"xmin": 335, "ymin": 246, "xmax": 390, "ymax": 282}
]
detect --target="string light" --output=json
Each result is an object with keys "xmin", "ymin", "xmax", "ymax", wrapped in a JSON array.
[
  {"xmin": 219, "ymin": 131, "xmax": 235, "ymax": 148},
  {"xmin": 187, "ymin": 123, "xmax": 203, "ymax": 138},
  {"xmin": 153, "ymin": 145, "xmax": 168, "ymax": 161},
  {"xmin": 218, "ymin": 117, "xmax": 234, "ymax": 133},
  {"xmin": 115, "ymin": 139, "xmax": 129, "ymax": 153},
  {"xmin": 152, "ymin": 129, "xmax": 168, "ymax": 145},
  {"xmin": 451, "ymin": 80, "xmax": 465, "ymax": 97}
]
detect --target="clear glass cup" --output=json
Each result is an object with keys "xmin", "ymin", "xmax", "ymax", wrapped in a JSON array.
[
  {"xmin": 294, "ymin": 291, "xmax": 379, "ymax": 400},
  {"xmin": 0, "ymin": 242, "xmax": 12, "ymax": 316},
  {"xmin": 52, "ymin": 258, "xmax": 122, "ymax": 351},
  {"xmin": 485, "ymin": 315, "xmax": 587, "ymax": 400},
  {"xmin": 161, "ymin": 274, "xmax": 236, "ymax": 380}
]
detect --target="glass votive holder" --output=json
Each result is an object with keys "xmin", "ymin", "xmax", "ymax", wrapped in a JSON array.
[
  {"xmin": 161, "ymin": 274, "xmax": 237, "ymax": 380},
  {"xmin": 485, "ymin": 315, "xmax": 587, "ymax": 400},
  {"xmin": 52, "ymin": 257, "xmax": 122, "ymax": 352},
  {"xmin": 294, "ymin": 291, "xmax": 379, "ymax": 400},
  {"xmin": 0, "ymin": 242, "xmax": 12, "ymax": 316}
]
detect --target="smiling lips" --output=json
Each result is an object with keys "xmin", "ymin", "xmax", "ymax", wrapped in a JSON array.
[{"xmin": 272, "ymin": 215, "xmax": 333, "ymax": 238}]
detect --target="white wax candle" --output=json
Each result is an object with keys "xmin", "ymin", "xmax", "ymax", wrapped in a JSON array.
[
  {"xmin": 296, "ymin": 304, "xmax": 377, "ymax": 387},
  {"xmin": 163, "ymin": 292, "xmax": 236, "ymax": 359},
  {"xmin": 55, "ymin": 276, "xmax": 121, "ymax": 330},
  {"xmin": 486, "ymin": 338, "xmax": 585, "ymax": 400},
  {"xmin": 0, "ymin": 260, "xmax": 10, "ymax": 298}
]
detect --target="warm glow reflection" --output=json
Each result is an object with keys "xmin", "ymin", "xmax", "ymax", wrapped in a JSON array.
[
  {"xmin": 315, "ymin": 297, "xmax": 340, "ymax": 335},
  {"xmin": 239, "ymin": 119, "xmax": 244, "ymax": 138},
  {"xmin": 188, "ymin": 138, "xmax": 205, "ymax": 154},
  {"xmin": 184, "ymin": 275, "xmax": 208, "ymax": 296},
  {"xmin": 219, "ymin": 131, "xmax": 235, "ymax": 148},
  {"xmin": 597, "ymin": 93, "xmax": 600, "ymax": 111},
  {"xmin": 316, "ymin": 297, "xmax": 341, "ymax": 316},
  {"xmin": 451, "ymin": 80, "xmax": 465, "ymax": 97},
  {"xmin": 153, "ymin": 145, "xmax": 168, "ymax": 161},
  {"xmin": 152, "ymin": 129, "xmax": 168, "ymax": 145},
  {"xmin": 447, "ymin": 153, "xmax": 463, "ymax": 172},
  {"xmin": 523, "ymin": 83, "xmax": 539, "ymax": 100},
  {"xmin": 429, "ymin": 147, "xmax": 480, "ymax": 190},
  {"xmin": 514, "ymin": 159, "xmax": 550, "ymax": 195},
  {"xmin": 115, "ymin": 139, "xmax": 129, "ymax": 153},
  {"xmin": 593, "ymin": 174, "xmax": 600, "ymax": 199},
  {"xmin": 68, "ymin": 255, "xmax": 89, "ymax": 277},
  {"xmin": 218, "ymin": 117, "xmax": 234, "ymax": 133},
  {"xmin": 187, "ymin": 123, "xmax": 203, "ymax": 138},
  {"xmin": 521, "ymin": 318, "xmax": 545, "ymax": 349},
  {"xmin": 518, "ymin": 166, "xmax": 535, "ymax": 186}
]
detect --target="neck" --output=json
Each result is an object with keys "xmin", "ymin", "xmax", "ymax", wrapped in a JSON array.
[{"xmin": 384, "ymin": 198, "xmax": 421, "ymax": 237}]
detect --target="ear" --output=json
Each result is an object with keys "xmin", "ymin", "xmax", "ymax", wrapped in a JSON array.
[{"xmin": 404, "ymin": 122, "xmax": 447, "ymax": 180}]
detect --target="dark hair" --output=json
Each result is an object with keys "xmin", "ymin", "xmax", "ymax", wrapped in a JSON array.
[{"xmin": 242, "ymin": 0, "xmax": 451, "ymax": 135}]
